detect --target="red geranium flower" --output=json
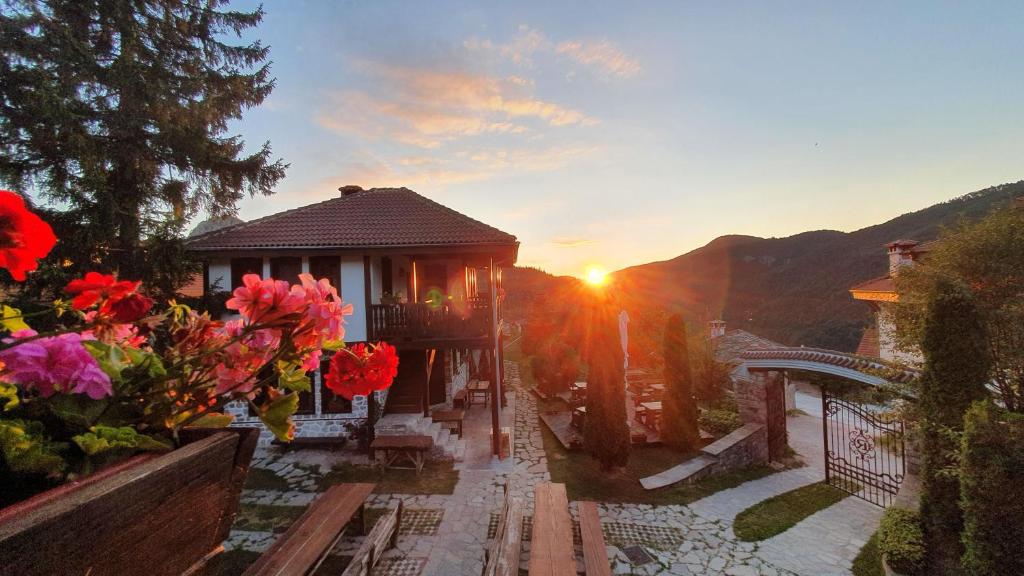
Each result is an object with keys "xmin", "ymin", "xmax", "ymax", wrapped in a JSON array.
[
  {"xmin": 65, "ymin": 272, "xmax": 143, "ymax": 313},
  {"xmin": 324, "ymin": 342, "xmax": 400, "ymax": 400},
  {"xmin": 108, "ymin": 292, "xmax": 154, "ymax": 323},
  {"xmin": 0, "ymin": 190, "xmax": 57, "ymax": 281}
]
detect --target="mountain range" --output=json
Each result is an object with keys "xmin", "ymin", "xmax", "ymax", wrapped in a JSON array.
[{"xmin": 504, "ymin": 181, "xmax": 1024, "ymax": 352}]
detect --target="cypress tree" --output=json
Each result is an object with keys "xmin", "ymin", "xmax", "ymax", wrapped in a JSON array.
[
  {"xmin": 583, "ymin": 298, "xmax": 630, "ymax": 471},
  {"xmin": 661, "ymin": 314, "xmax": 700, "ymax": 449},
  {"xmin": 918, "ymin": 279, "xmax": 990, "ymax": 573},
  {"xmin": 0, "ymin": 1, "xmax": 286, "ymax": 295}
]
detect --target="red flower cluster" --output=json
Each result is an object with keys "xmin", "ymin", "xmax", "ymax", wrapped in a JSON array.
[
  {"xmin": 324, "ymin": 342, "xmax": 399, "ymax": 400},
  {"xmin": 65, "ymin": 272, "xmax": 154, "ymax": 322},
  {"xmin": 0, "ymin": 190, "xmax": 57, "ymax": 281}
]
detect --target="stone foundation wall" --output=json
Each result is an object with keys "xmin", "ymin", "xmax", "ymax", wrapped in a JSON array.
[{"xmin": 701, "ymin": 423, "xmax": 769, "ymax": 477}]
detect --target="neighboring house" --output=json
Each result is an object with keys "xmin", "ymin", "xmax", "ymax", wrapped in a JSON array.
[
  {"xmin": 849, "ymin": 240, "xmax": 932, "ymax": 365},
  {"xmin": 705, "ymin": 320, "xmax": 797, "ymax": 410},
  {"xmin": 186, "ymin": 186, "xmax": 519, "ymax": 453}
]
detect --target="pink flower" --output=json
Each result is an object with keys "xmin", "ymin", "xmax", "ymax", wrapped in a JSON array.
[
  {"xmin": 0, "ymin": 331, "xmax": 112, "ymax": 399},
  {"xmin": 298, "ymin": 273, "xmax": 351, "ymax": 341},
  {"xmin": 226, "ymin": 274, "xmax": 304, "ymax": 323}
]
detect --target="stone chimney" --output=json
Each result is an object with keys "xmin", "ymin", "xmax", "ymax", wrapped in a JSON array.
[
  {"xmin": 338, "ymin": 185, "xmax": 364, "ymax": 197},
  {"xmin": 708, "ymin": 319, "xmax": 726, "ymax": 338},
  {"xmin": 887, "ymin": 240, "xmax": 918, "ymax": 276}
]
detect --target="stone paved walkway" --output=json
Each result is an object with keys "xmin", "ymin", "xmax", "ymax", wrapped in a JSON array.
[{"xmin": 225, "ymin": 360, "xmax": 880, "ymax": 575}]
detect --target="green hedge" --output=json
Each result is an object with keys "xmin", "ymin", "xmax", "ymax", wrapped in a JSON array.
[
  {"xmin": 960, "ymin": 401, "xmax": 1024, "ymax": 576},
  {"xmin": 699, "ymin": 408, "xmax": 743, "ymax": 436},
  {"xmin": 877, "ymin": 507, "xmax": 925, "ymax": 575}
]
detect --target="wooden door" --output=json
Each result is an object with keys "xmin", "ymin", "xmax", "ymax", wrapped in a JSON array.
[{"xmin": 418, "ymin": 263, "xmax": 447, "ymax": 304}]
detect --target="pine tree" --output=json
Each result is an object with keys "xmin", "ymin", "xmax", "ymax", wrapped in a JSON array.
[
  {"xmin": 583, "ymin": 298, "xmax": 630, "ymax": 471},
  {"xmin": 0, "ymin": 1, "xmax": 286, "ymax": 295},
  {"xmin": 661, "ymin": 314, "xmax": 700, "ymax": 449},
  {"xmin": 917, "ymin": 279, "xmax": 990, "ymax": 573}
]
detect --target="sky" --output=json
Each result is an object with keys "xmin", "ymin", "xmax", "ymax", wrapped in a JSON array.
[{"xmin": 223, "ymin": 0, "xmax": 1024, "ymax": 277}]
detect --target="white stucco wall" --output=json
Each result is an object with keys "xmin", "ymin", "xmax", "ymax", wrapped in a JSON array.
[{"xmin": 340, "ymin": 255, "xmax": 367, "ymax": 342}]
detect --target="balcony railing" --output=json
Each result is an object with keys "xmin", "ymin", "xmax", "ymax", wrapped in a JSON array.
[{"xmin": 369, "ymin": 298, "xmax": 492, "ymax": 343}]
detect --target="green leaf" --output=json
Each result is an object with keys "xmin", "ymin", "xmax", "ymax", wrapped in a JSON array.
[
  {"xmin": 0, "ymin": 382, "xmax": 19, "ymax": 411},
  {"xmin": 48, "ymin": 394, "xmax": 109, "ymax": 428},
  {"xmin": 0, "ymin": 305, "xmax": 29, "ymax": 333},
  {"xmin": 0, "ymin": 418, "xmax": 66, "ymax": 476},
  {"xmin": 124, "ymin": 347, "xmax": 167, "ymax": 378},
  {"xmin": 321, "ymin": 339, "xmax": 346, "ymax": 352},
  {"xmin": 190, "ymin": 412, "xmax": 235, "ymax": 428},
  {"xmin": 258, "ymin": 393, "xmax": 298, "ymax": 441},
  {"xmin": 82, "ymin": 340, "xmax": 128, "ymax": 382},
  {"xmin": 72, "ymin": 425, "xmax": 172, "ymax": 456},
  {"xmin": 276, "ymin": 362, "xmax": 311, "ymax": 393}
]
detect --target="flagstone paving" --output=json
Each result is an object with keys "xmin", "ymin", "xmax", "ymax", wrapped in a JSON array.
[{"xmin": 223, "ymin": 360, "xmax": 878, "ymax": 575}]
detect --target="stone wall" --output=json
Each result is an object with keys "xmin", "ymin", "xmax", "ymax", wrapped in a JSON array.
[
  {"xmin": 701, "ymin": 423, "xmax": 769, "ymax": 477},
  {"xmin": 734, "ymin": 375, "xmax": 767, "ymax": 426}
]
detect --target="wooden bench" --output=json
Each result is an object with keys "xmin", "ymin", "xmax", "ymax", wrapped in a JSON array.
[
  {"xmin": 578, "ymin": 502, "xmax": 612, "ymax": 576},
  {"xmin": 340, "ymin": 501, "xmax": 403, "ymax": 576},
  {"xmin": 370, "ymin": 435, "xmax": 433, "ymax": 474},
  {"xmin": 467, "ymin": 380, "xmax": 491, "ymax": 408},
  {"xmin": 453, "ymin": 389, "xmax": 469, "ymax": 409},
  {"xmin": 528, "ymin": 483, "xmax": 575, "ymax": 576},
  {"xmin": 271, "ymin": 436, "xmax": 347, "ymax": 451},
  {"xmin": 243, "ymin": 483, "xmax": 375, "ymax": 576},
  {"xmin": 483, "ymin": 486, "xmax": 524, "ymax": 576},
  {"xmin": 431, "ymin": 408, "xmax": 466, "ymax": 438}
]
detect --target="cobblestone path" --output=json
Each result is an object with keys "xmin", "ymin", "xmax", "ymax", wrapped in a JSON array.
[{"xmin": 225, "ymin": 359, "xmax": 877, "ymax": 575}]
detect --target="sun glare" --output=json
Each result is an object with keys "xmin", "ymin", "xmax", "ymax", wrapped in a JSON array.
[{"xmin": 585, "ymin": 266, "xmax": 608, "ymax": 286}]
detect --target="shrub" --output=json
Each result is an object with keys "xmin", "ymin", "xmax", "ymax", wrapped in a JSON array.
[
  {"xmin": 959, "ymin": 401, "xmax": 1024, "ymax": 576},
  {"xmin": 699, "ymin": 408, "xmax": 743, "ymax": 437},
  {"xmin": 877, "ymin": 507, "xmax": 926, "ymax": 575},
  {"xmin": 530, "ymin": 342, "xmax": 579, "ymax": 397},
  {"xmin": 661, "ymin": 314, "xmax": 700, "ymax": 449}
]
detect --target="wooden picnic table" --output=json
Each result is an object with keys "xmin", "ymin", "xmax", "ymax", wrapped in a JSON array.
[
  {"xmin": 571, "ymin": 406, "xmax": 586, "ymax": 429},
  {"xmin": 528, "ymin": 483, "xmax": 575, "ymax": 576},
  {"xmin": 467, "ymin": 380, "xmax": 491, "ymax": 407},
  {"xmin": 637, "ymin": 401, "xmax": 663, "ymax": 430},
  {"xmin": 370, "ymin": 435, "xmax": 433, "ymax": 474}
]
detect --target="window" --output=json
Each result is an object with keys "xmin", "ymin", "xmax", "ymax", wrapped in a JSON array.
[
  {"xmin": 270, "ymin": 256, "xmax": 302, "ymax": 283},
  {"xmin": 309, "ymin": 255, "xmax": 341, "ymax": 293},
  {"xmin": 320, "ymin": 354, "xmax": 352, "ymax": 414},
  {"xmin": 230, "ymin": 257, "xmax": 263, "ymax": 289},
  {"xmin": 381, "ymin": 256, "xmax": 393, "ymax": 295},
  {"xmin": 466, "ymin": 267, "xmax": 478, "ymax": 298}
]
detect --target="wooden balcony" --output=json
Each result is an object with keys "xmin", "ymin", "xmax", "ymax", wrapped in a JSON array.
[{"xmin": 369, "ymin": 299, "xmax": 492, "ymax": 347}]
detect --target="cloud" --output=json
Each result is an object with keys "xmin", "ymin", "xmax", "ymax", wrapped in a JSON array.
[
  {"xmin": 464, "ymin": 25, "xmax": 549, "ymax": 68},
  {"xmin": 316, "ymin": 63, "xmax": 593, "ymax": 148},
  {"xmin": 551, "ymin": 237, "xmax": 596, "ymax": 247},
  {"xmin": 555, "ymin": 40, "xmax": 641, "ymax": 78},
  {"xmin": 325, "ymin": 145, "xmax": 597, "ymax": 190}
]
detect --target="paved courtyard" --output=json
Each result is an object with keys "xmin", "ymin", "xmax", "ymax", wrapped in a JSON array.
[{"xmin": 223, "ymin": 363, "xmax": 881, "ymax": 575}]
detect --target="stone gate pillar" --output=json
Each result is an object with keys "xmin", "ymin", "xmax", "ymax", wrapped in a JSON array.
[{"xmin": 737, "ymin": 370, "xmax": 788, "ymax": 461}]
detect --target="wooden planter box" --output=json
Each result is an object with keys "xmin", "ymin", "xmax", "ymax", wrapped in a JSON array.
[{"xmin": 0, "ymin": 427, "xmax": 258, "ymax": 576}]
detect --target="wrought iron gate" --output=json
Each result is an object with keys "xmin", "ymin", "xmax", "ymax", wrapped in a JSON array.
[{"xmin": 822, "ymin": 390, "xmax": 905, "ymax": 507}]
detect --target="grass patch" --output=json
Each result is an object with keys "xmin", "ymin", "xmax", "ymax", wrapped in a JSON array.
[
  {"xmin": 733, "ymin": 482, "xmax": 851, "ymax": 541},
  {"xmin": 233, "ymin": 503, "xmax": 306, "ymax": 532},
  {"xmin": 852, "ymin": 530, "xmax": 884, "ymax": 576},
  {"xmin": 541, "ymin": 418, "xmax": 775, "ymax": 505},
  {"xmin": 318, "ymin": 461, "xmax": 458, "ymax": 495},
  {"xmin": 243, "ymin": 467, "xmax": 291, "ymax": 492}
]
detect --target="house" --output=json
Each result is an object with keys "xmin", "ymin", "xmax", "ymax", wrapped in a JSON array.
[
  {"xmin": 849, "ymin": 240, "xmax": 933, "ymax": 364},
  {"xmin": 705, "ymin": 320, "xmax": 797, "ymax": 410},
  {"xmin": 186, "ymin": 186, "xmax": 519, "ymax": 454}
]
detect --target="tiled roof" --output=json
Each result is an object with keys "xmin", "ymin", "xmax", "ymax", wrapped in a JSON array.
[
  {"xmin": 186, "ymin": 187, "xmax": 518, "ymax": 252},
  {"xmin": 739, "ymin": 347, "xmax": 918, "ymax": 383},
  {"xmin": 855, "ymin": 327, "xmax": 880, "ymax": 358},
  {"xmin": 850, "ymin": 275, "xmax": 895, "ymax": 293},
  {"xmin": 712, "ymin": 329, "xmax": 785, "ymax": 364}
]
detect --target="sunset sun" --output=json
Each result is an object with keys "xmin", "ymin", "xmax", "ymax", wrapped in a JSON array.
[{"xmin": 585, "ymin": 266, "xmax": 608, "ymax": 286}]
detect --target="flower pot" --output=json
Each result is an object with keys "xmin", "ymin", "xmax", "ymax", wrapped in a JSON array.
[{"xmin": 0, "ymin": 427, "xmax": 259, "ymax": 576}]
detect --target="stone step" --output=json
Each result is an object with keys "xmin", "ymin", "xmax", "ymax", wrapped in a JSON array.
[{"xmin": 639, "ymin": 454, "xmax": 718, "ymax": 490}]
